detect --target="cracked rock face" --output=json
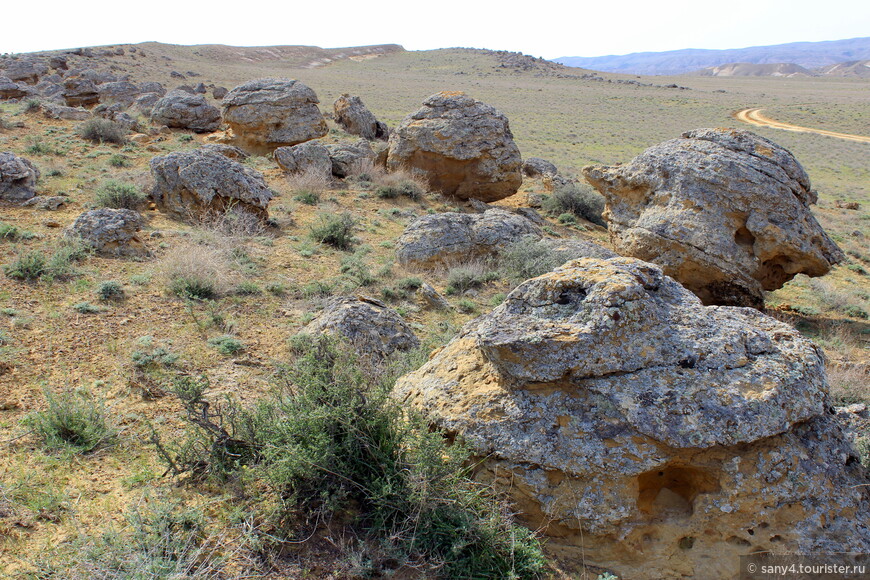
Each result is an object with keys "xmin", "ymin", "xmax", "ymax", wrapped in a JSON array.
[
  {"xmin": 0, "ymin": 152, "xmax": 40, "ymax": 202},
  {"xmin": 386, "ymin": 92, "xmax": 522, "ymax": 202},
  {"xmin": 395, "ymin": 208, "xmax": 542, "ymax": 268},
  {"xmin": 221, "ymin": 78, "xmax": 327, "ymax": 153},
  {"xmin": 393, "ymin": 257, "xmax": 870, "ymax": 579},
  {"xmin": 150, "ymin": 149, "xmax": 273, "ymax": 221},
  {"xmin": 299, "ymin": 296, "xmax": 419, "ymax": 363},
  {"xmin": 583, "ymin": 128, "xmax": 843, "ymax": 308},
  {"xmin": 274, "ymin": 141, "xmax": 332, "ymax": 177},
  {"xmin": 64, "ymin": 208, "xmax": 147, "ymax": 256}
]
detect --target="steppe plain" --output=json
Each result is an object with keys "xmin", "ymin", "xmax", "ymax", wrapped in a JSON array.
[{"xmin": 0, "ymin": 43, "xmax": 868, "ymax": 578}]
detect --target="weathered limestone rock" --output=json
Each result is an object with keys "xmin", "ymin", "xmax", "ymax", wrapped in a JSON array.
[
  {"xmin": 97, "ymin": 81, "xmax": 140, "ymax": 107},
  {"xmin": 326, "ymin": 139, "xmax": 376, "ymax": 178},
  {"xmin": 333, "ymin": 94, "xmax": 388, "ymax": 140},
  {"xmin": 150, "ymin": 90, "xmax": 221, "ymax": 133},
  {"xmin": 0, "ymin": 152, "xmax": 39, "ymax": 202},
  {"xmin": 41, "ymin": 102, "xmax": 90, "ymax": 121},
  {"xmin": 394, "ymin": 257, "xmax": 870, "ymax": 579},
  {"xmin": 386, "ymin": 92, "xmax": 522, "ymax": 202},
  {"xmin": 395, "ymin": 208, "xmax": 542, "ymax": 268},
  {"xmin": 522, "ymin": 157, "xmax": 558, "ymax": 177},
  {"xmin": 23, "ymin": 195, "xmax": 66, "ymax": 210},
  {"xmin": 62, "ymin": 77, "xmax": 100, "ymax": 107},
  {"xmin": 138, "ymin": 82, "xmax": 166, "ymax": 96},
  {"xmin": 583, "ymin": 128, "xmax": 844, "ymax": 308},
  {"xmin": 64, "ymin": 208, "xmax": 147, "ymax": 256},
  {"xmin": 0, "ymin": 76, "xmax": 28, "ymax": 99},
  {"xmin": 298, "ymin": 296, "xmax": 419, "ymax": 362},
  {"xmin": 212, "ymin": 86, "xmax": 228, "ymax": 100},
  {"xmin": 273, "ymin": 141, "xmax": 331, "ymax": 177},
  {"xmin": 199, "ymin": 143, "xmax": 248, "ymax": 161},
  {"xmin": 150, "ymin": 149, "xmax": 273, "ymax": 221},
  {"xmin": 221, "ymin": 78, "xmax": 327, "ymax": 153}
]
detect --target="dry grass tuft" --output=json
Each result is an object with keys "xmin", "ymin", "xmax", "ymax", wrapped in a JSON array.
[{"xmin": 159, "ymin": 243, "xmax": 237, "ymax": 299}]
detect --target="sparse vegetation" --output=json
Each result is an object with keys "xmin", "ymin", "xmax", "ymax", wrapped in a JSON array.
[
  {"xmin": 309, "ymin": 212, "xmax": 357, "ymax": 250},
  {"xmin": 97, "ymin": 280, "xmax": 125, "ymax": 301},
  {"xmin": 207, "ymin": 334, "xmax": 245, "ymax": 355},
  {"xmin": 77, "ymin": 117, "xmax": 127, "ymax": 144},
  {"xmin": 542, "ymin": 182, "xmax": 606, "ymax": 226},
  {"xmin": 22, "ymin": 388, "xmax": 115, "ymax": 453},
  {"xmin": 94, "ymin": 180, "xmax": 147, "ymax": 209}
]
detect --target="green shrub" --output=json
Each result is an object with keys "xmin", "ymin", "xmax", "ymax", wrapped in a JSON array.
[
  {"xmin": 0, "ymin": 222, "xmax": 36, "ymax": 241},
  {"xmin": 842, "ymin": 305, "xmax": 869, "ymax": 319},
  {"xmin": 445, "ymin": 265, "xmax": 497, "ymax": 295},
  {"xmin": 340, "ymin": 251, "xmax": 375, "ymax": 286},
  {"xmin": 396, "ymin": 276, "xmax": 423, "ymax": 291},
  {"xmin": 456, "ymin": 298, "xmax": 477, "ymax": 313},
  {"xmin": 235, "ymin": 280, "xmax": 262, "ymax": 295},
  {"xmin": 375, "ymin": 180, "xmax": 423, "ymax": 200},
  {"xmin": 72, "ymin": 301, "xmax": 101, "ymax": 314},
  {"xmin": 131, "ymin": 336, "xmax": 179, "ymax": 369},
  {"xmin": 107, "ymin": 153, "xmax": 129, "ymax": 167},
  {"xmin": 24, "ymin": 98, "xmax": 41, "ymax": 112},
  {"xmin": 25, "ymin": 139, "xmax": 61, "ymax": 156},
  {"xmin": 3, "ymin": 250, "xmax": 47, "ymax": 280},
  {"xmin": 558, "ymin": 212, "xmax": 577, "ymax": 225},
  {"xmin": 23, "ymin": 389, "xmax": 115, "ymax": 453},
  {"xmin": 97, "ymin": 280, "xmax": 125, "ymax": 301},
  {"xmin": 500, "ymin": 235, "xmax": 574, "ymax": 282},
  {"xmin": 309, "ymin": 212, "xmax": 357, "ymax": 250},
  {"xmin": 294, "ymin": 190, "xmax": 320, "ymax": 205},
  {"xmin": 94, "ymin": 180, "xmax": 147, "ymax": 209},
  {"xmin": 207, "ymin": 334, "xmax": 245, "ymax": 355},
  {"xmin": 77, "ymin": 118, "xmax": 127, "ymax": 144},
  {"xmin": 542, "ymin": 182, "xmax": 605, "ymax": 226},
  {"xmin": 153, "ymin": 339, "xmax": 545, "ymax": 578},
  {"xmin": 170, "ymin": 276, "xmax": 216, "ymax": 300}
]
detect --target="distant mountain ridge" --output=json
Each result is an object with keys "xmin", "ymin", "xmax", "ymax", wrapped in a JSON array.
[{"xmin": 555, "ymin": 37, "xmax": 870, "ymax": 76}]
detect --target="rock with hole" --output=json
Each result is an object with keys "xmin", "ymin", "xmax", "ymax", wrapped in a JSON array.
[{"xmin": 394, "ymin": 257, "xmax": 870, "ymax": 579}]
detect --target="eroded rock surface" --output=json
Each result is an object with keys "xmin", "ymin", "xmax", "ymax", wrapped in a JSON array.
[
  {"xmin": 394, "ymin": 257, "xmax": 870, "ymax": 579},
  {"xmin": 150, "ymin": 90, "xmax": 221, "ymax": 133},
  {"xmin": 298, "ymin": 296, "xmax": 419, "ymax": 362},
  {"xmin": 395, "ymin": 208, "xmax": 541, "ymax": 268},
  {"xmin": 273, "ymin": 141, "xmax": 332, "ymax": 177},
  {"xmin": 221, "ymin": 78, "xmax": 327, "ymax": 152},
  {"xmin": 386, "ymin": 92, "xmax": 522, "ymax": 202},
  {"xmin": 326, "ymin": 139, "xmax": 375, "ymax": 178},
  {"xmin": 583, "ymin": 128, "xmax": 843, "ymax": 307},
  {"xmin": 150, "ymin": 149, "xmax": 273, "ymax": 220},
  {"xmin": 333, "ymin": 94, "xmax": 388, "ymax": 140},
  {"xmin": 0, "ymin": 152, "xmax": 40, "ymax": 202},
  {"xmin": 64, "ymin": 208, "xmax": 147, "ymax": 256}
]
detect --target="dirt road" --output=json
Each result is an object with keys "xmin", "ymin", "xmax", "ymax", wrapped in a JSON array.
[{"xmin": 734, "ymin": 108, "xmax": 870, "ymax": 143}]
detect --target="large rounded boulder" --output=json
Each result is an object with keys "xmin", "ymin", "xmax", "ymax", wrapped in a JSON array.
[
  {"xmin": 149, "ymin": 149, "xmax": 273, "ymax": 221},
  {"xmin": 582, "ymin": 128, "xmax": 844, "ymax": 308},
  {"xmin": 386, "ymin": 92, "xmax": 522, "ymax": 202},
  {"xmin": 150, "ymin": 90, "xmax": 221, "ymax": 133},
  {"xmin": 220, "ymin": 78, "xmax": 327, "ymax": 153},
  {"xmin": 274, "ymin": 141, "xmax": 332, "ymax": 177},
  {"xmin": 0, "ymin": 152, "xmax": 40, "ymax": 202},
  {"xmin": 394, "ymin": 257, "xmax": 870, "ymax": 579}
]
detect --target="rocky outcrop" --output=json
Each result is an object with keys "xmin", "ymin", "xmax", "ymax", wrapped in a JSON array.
[
  {"xmin": 41, "ymin": 102, "xmax": 90, "ymax": 121},
  {"xmin": 0, "ymin": 77, "xmax": 28, "ymax": 100},
  {"xmin": 150, "ymin": 90, "xmax": 221, "ymax": 133},
  {"xmin": 64, "ymin": 208, "xmax": 147, "ymax": 256},
  {"xmin": 298, "ymin": 296, "xmax": 419, "ymax": 362},
  {"xmin": 0, "ymin": 152, "xmax": 39, "ymax": 202},
  {"xmin": 396, "ymin": 208, "xmax": 542, "ymax": 268},
  {"xmin": 333, "ymin": 94, "xmax": 388, "ymax": 140},
  {"xmin": 583, "ymin": 128, "xmax": 844, "ymax": 308},
  {"xmin": 273, "ymin": 141, "xmax": 331, "ymax": 177},
  {"xmin": 220, "ymin": 78, "xmax": 327, "ymax": 152},
  {"xmin": 326, "ymin": 139, "xmax": 376, "ymax": 178},
  {"xmin": 149, "ymin": 149, "xmax": 273, "ymax": 220},
  {"xmin": 138, "ymin": 82, "xmax": 165, "ymax": 96},
  {"xmin": 199, "ymin": 143, "xmax": 248, "ymax": 161},
  {"xmin": 62, "ymin": 77, "xmax": 100, "ymax": 107},
  {"xmin": 394, "ymin": 257, "xmax": 870, "ymax": 580},
  {"xmin": 212, "ymin": 86, "xmax": 228, "ymax": 100},
  {"xmin": 23, "ymin": 195, "xmax": 66, "ymax": 210},
  {"xmin": 386, "ymin": 92, "xmax": 522, "ymax": 202},
  {"xmin": 97, "ymin": 81, "xmax": 140, "ymax": 107},
  {"xmin": 522, "ymin": 157, "xmax": 558, "ymax": 177}
]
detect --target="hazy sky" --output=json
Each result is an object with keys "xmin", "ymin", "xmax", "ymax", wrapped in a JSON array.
[{"xmin": 4, "ymin": 0, "xmax": 869, "ymax": 58}]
